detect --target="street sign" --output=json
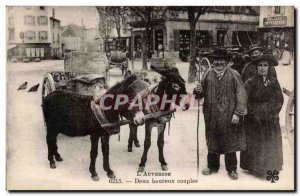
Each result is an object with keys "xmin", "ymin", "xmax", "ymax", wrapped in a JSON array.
[{"xmin": 263, "ymin": 16, "xmax": 287, "ymax": 27}]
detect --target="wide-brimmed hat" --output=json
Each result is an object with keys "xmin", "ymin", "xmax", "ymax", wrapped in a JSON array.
[
  {"xmin": 248, "ymin": 44, "xmax": 263, "ymax": 53},
  {"xmin": 251, "ymin": 54, "xmax": 278, "ymax": 66},
  {"xmin": 208, "ymin": 48, "xmax": 233, "ymax": 60}
]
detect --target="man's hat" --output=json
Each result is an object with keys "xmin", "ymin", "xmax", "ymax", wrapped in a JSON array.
[
  {"xmin": 248, "ymin": 44, "xmax": 263, "ymax": 53},
  {"xmin": 251, "ymin": 54, "xmax": 278, "ymax": 66},
  {"xmin": 208, "ymin": 48, "xmax": 233, "ymax": 60}
]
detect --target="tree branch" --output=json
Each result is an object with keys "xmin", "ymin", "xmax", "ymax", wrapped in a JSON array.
[{"xmin": 130, "ymin": 7, "xmax": 146, "ymax": 22}]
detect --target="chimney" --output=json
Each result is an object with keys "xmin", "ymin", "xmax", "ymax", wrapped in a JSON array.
[{"xmin": 52, "ymin": 8, "xmax": 55, "ymax": 19}]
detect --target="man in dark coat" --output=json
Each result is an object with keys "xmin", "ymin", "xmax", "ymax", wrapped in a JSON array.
[
  {"xmin": 196, "ymin": 48, "xmax": 247, "ymax": 180},
  {"xmin": 241, "ymin": 44, "xmax": 277, "ymax": 83}
]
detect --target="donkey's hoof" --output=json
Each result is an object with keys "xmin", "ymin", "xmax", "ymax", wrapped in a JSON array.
[
  {"xmin": 107, "ymin": 172, "xmax": 116, "ymax": 179},
  {"xmin": 91, "ymin": 175, "xmax": 99, "ymax": 181},
  {"xmin": 138, "ymin": 166, "xmax": 145, "ymax": 172},
  {"xmin": 161, "ymin": 165, "xmax": 168, "ymax": 171},
  {"xmin": 50, "ymin": 163, "xmax": 56, "ymax": 169},
  {"xmin": 134, "ymin": 142, "xmax": 140, "ymax": 148},
  {"xmin": 55, "ymin": 156, "xmax": 63, "ymax": 162},
  {"xmin": 128, "ymin": 147, "xmax": 132, "ymax": 152}
]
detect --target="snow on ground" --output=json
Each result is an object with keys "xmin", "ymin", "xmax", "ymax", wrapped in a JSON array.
[{"xmin": 6, "ymin": 59, "xmax": 294, "ymax": 190}]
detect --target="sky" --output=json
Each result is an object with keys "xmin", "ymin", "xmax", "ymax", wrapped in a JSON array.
[{"xmin": 48, "ymin": 6, "xmax": 99, "ymax": 28}]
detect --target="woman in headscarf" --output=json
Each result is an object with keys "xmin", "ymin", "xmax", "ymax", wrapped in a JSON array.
[{"xmin": 240, "ymin": 54, "xmax": 284, "ymax": 176}]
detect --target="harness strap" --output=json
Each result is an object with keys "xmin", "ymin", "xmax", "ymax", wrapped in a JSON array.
[{"xmin": 90, "ymin": 100, "xmax": 120, "ymax": 135}]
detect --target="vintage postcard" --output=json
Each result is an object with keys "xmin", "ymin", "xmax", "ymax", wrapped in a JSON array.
[{"xmin": 6, "ymin": 6, "xmax": 295, "ymax": 191}]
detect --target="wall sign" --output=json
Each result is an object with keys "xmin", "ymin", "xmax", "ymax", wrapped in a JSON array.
[{"xmin": 263, "ymin": 16, "xmax": 287, "ymax": 27}]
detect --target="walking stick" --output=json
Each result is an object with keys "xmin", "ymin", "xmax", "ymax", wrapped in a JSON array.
[{"xmin": 196, "ymin": 62, "xmax": 201, "ymax": 180}]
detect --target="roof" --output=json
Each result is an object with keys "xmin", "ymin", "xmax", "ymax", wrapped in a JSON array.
[
  {"xmin": 50, "ymin": 17, "xmax": 60, "ymax": 22},
  {"xmin": 61, "ymin": 24, "xmax": 85, "ymax": 37}
]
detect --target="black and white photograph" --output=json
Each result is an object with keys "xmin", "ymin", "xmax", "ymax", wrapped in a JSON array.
[{"xmin": 5, "ymin": 5, "xmax": 295, "ymax": 191}]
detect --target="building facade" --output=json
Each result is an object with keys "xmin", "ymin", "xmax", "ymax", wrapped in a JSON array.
[
  {"xmin": 7, "ymin": 6, "xmax": 51, "ymax": 61},
  {"xmin": 50, "ymin": 12, "xmax": 62, "ymax": 58},
  {"xmin": 61, "ymin": 24, "xmax": 85, "ymax": 52},
  {"xmin": 61, "ymin": 24, "xmax": 102, "ymax": 54},
  {"xmin": 127, "ymin": 6, "xmax": 259, "ymax": 60},
  {"xmin": 257, "ymin": 6, "xmax": 294, "ymax": 55}
]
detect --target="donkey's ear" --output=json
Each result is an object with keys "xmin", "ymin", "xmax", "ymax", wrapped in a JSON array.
[{"xmin": 150, "ymin": 65, "xmax": 168, "ymax": 76}]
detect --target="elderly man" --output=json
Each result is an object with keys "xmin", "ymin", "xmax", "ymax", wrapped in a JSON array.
[
  {"xmin": 241, "ymin": 44, "xmax": 277, "ymax": 83},
  {"xmin": 195, "ymin": 48, "xmax": 247, "ymax": 180}
]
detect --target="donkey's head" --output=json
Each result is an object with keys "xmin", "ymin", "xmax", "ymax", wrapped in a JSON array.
[{"xmin": 152, "ymin": 65, "xmax": 190, "ymax": 111}]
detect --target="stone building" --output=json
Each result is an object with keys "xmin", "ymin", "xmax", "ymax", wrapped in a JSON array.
[
  {"xmin": 61, "ymin": 24, "xmax": 85, "ymax": 52},
  {"xmin": 50, "ymin": 9, "xmax": 62, "ymax": 59},
  {"xmin": 61, "ymin": 23, "xmax": 101, "ymax": 54},
  {"xmin": 7, "ymin": 6, "xmax": 51, "ymax": 61},
  {"xmin": 257, "ymin": 6, "xmax": 294, "ymax": 55},
  {"xmin": 128, "ymin": 6, "xmax": 259, "ymax": 60}
]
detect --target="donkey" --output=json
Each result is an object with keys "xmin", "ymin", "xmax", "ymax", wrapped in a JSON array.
[
  {"xmin": 42, "ymin": 76, "xmax": 145, "ymax": 181},
  {"xmin": 127, "ymin": 66, "xmax": 190, "ymax": 172}
]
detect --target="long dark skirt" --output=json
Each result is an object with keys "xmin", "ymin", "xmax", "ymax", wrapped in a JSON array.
[{"xmin": 240, "ymin": 115, "xmax": 283, "ymax": 175}]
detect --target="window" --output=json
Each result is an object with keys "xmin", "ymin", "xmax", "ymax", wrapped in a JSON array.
[
  {"xmin": 52, "ymin": 33, "xmax": 55, "ymax": 43},
  {"xmin": 40, "ymin": 6, "xmax": 45, "ymax": 10},
  {"xmin": 24, "ymin": 16, "xmax": 35, "ymax": 25},
  {"xmin": 226, "ymin": 6, "xmax": 232, "ymax": 11},
  {"xmin": 39, "ymin": 31, "xmax": 48, "ymax": 41},
  {"xmin": 234, "ymin": 6, "xmax": 240, "ymax": 12},
  {"xmin": 57, "ymin": 34, "xmax": 60, "ymax": 43},
  {"xmin": 274, "ymin": 6, "xmax": 281, "ymax": 14},
  {"xmin": 8, "ymin": 28, "xmax": 15, "ymax": 40},
  {"xmin": 38, "ymin": 16, "xmax": 48, "ymax": 25},
  {"xmin": 25, "ymin": 31, "xmax": 35, "ymax": 41},
  {"xmin": 8, "ymin": 16, "xmax": 14, "ymax": 26}
]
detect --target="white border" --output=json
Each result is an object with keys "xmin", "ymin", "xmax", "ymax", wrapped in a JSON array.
[{"xmin": 1, "ymin": 1, "xmax": 298, "ymax": 195}]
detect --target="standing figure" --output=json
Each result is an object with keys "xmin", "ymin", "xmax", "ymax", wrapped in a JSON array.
[
  {"xmin": 197, "ymin": 48, "xmax": 247, "ymax": 180},
  {"xmin": 240, "ymin": 55, "xmax": 284, "ymax": 176},
  {"xmin": 241, "ymin": 44, "xmax": 277, "ymax": 83}
]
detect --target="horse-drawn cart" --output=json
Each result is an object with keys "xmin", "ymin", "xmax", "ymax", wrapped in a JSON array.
[
  {"xmin": 42, "ymin": 51, "xmax": 108, "ymax": 98},
  {"xmin": 107, "ymin": 51, "xmax": 129, "ymax": 78}
]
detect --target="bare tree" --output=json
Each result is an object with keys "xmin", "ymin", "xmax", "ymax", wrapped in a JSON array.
[
  {"xmin": 186, "ymin": 6, "xmax": 209, "ymax": 83},
  {"xmin": 96, "ymin": 6, "xmax": 128, "ymax": 51},
  {"xmin": 127, "ymin": 6, "xmax": 167, "ymax": 70},
  {"xmin": 169, "ymin": 6, "xmax": 209, "ymax": 83}
]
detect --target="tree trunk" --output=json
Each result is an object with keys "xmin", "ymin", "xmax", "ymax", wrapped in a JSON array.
[
  {"xmin": 188, "ymin": 23, "xmax": 197, "ymax": 83},
  {"xmin": 142, "ymin": 27, "xmax": 149, "ymax": 70},
  {"xmin": 116, "ymin": 27, "xmax": 121, "ymax": 50}
]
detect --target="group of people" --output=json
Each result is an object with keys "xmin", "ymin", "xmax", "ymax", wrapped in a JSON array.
[{"xmin": 194, "ymin": 44, "xmax": 284, "ymax": 180}]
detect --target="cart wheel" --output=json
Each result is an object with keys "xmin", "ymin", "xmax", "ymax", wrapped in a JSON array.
[
  {"xmin": 285, "ymin": 89, "xmax": 294, "ymax": 152},
  {"xmin": 272, "ymin": 48, "xmax": 283, "ymax": 61},
  {"xmin": 199, "ymin": 57, "xmax": 211, "ymax": 76},
  {"xmin": 42, "ymin": 73, "xmax": 56, "ymax": 99}
]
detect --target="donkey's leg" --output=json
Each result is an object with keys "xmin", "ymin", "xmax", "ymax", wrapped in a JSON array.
[
  {"xmin": 138, "ymin": 122, "xmax": 153, "ymax": 172},
  {"xmin": 128, "ymin": 124, "xmax": 139, "ymax": 152},
  {"xmin": 133, "ymin": 125, "xmax": 140, "ymax": 148},
  {"xmin": 157, "ymin": 123, "xmax": 168, "ymax": 171},
  {"xmin": 53, "ymin": 135, "xmax": 63, "ymax": 162},
  {"xmin": 128, "ymin": 124, "xmax": 134, "ymax": 152},
  {"xmin": 46, "ymin": 128, "xmax": 59, "ymax": 169},
  {"xmin": 89, "ymin": 133, "xmax": 100, "ymax": 181},
  {"xmin": 101, "ymin": 135, "xmax": 115, "ymax": 179}
]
